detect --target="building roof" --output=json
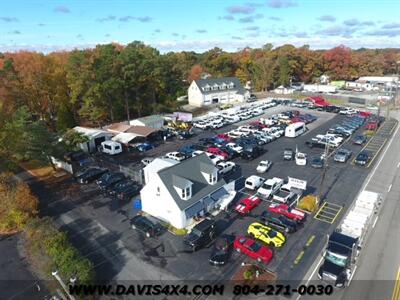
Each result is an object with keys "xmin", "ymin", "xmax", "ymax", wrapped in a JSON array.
[
  {"xmin": 172, "ymin": 175, "xmax": 192, "ymax": 189},
  {"xmin": 158, "ymin": 153, "xmax": 225, "ymax": 211},
  {"xmin": 130, "ymin": 115, "xmax": 164, "ymax": 125},
  {"xmin": 112, "ymin": 132, "xmax": 138, "ymax": 144},
  {"xmin": 106, "ymin": 122, "xmax": 131, "ymax": 134},
  {"xmin": 194, "ymin": 77, "xmax": 247, "ymax": 96},
  {"xmin": 125, "ymin": 125, "xmax": 158, "ymax": 137},
  {"xmin": 73, "ymin": 126, "xmax": 112, "ymax": 139},
  {"xmin": 144, "ymin": 157, "xmax": 179, "ymax": 176}
]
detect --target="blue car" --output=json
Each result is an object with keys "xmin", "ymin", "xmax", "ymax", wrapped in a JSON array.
[
  {"xmin": 179, "ymin": 144, "xmax": 197, "ymax": 156},
  {"xmin": 137, "ymin": 143, "xmax": 155, "ymax": 152}
]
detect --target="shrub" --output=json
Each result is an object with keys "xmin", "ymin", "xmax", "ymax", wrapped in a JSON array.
[{"xmin": 243, "ymin": 269, "xmax": 254, "ymax": 280}]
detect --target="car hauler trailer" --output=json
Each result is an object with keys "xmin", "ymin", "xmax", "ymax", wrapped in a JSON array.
[{"xmin": 318, "ymin": 191, "xmax": 381, "ymax": 287}]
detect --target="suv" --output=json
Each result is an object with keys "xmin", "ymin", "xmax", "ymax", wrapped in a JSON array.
[
  {"xmin": 96, "ymin": 172, "xmax": 125, "ymax": 190},
  {"xmin": 283, "ymin": 148, "xmax": 294, "ymax": 160},
  {"xmin": 241, "ymin": 146, "xmax": 263, "ymax": 160},
  {"xmin": 130, "ymin": 215, "xmax": 163, "ymax": 238},
  {"xmin": 183, "ymin": 219, "xmax": 216, "ymax": 251},
  {"xmin": 260, "ymin": 211, "xmax": 298, "ymax": 233}
]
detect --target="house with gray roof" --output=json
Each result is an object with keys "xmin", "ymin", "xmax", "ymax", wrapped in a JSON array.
[
  {"xmin": 188, "ymin": 77, "xmax": 250, "ymax": 107},
  {"xmin": 140, "ymin": 153, "xmax": 230, "ymax": 229}
]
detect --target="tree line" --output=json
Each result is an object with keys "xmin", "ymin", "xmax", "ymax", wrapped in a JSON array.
[{"xmin": 1, "ymin": 42, "xmax": 399, "ymax": 132}]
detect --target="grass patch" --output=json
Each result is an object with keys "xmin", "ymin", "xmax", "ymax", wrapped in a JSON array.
[{"xmin": 166, "ymin": 224, "xmax": 187, "ymax": 235}]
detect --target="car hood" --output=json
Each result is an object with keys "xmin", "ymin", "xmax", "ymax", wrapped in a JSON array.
[{"xmin": 184, "ymin": 233, "xmax": 199, "ymax": 245}]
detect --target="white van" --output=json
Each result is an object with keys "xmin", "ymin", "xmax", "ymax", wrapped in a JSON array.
[
  {"xmin": 245, "ymin": 175, "xmax": 265, "ymax": 190},
  {"xmin": 101, "ymin": 140, "xmax": 122, "ymax": 155}
]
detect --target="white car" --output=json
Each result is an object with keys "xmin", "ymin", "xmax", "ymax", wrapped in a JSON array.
[
  {"xmin": 226, "ymin": 143, "xmax": 243, "ymax": 153},
  {"xmin": 260, "ymin": 118, "xmax": 276, "ymax": 126},
  {"xmin": 295, "ymin": 152, "xmax": 307, "ymax": 166},
  {"xmin": 251, "ymin": 109, "xmax": 263, "ymax": 116},
  {"xmin": 165, "ymin": 152, "xmax": 186, "ymax": 161},
  {"xmin": 210, "ymin": 120, "xmax": 224, "ymax": 129},
  {"xmin": 206, "ymin": 153, "xmax": 222, "ymax": 165},
  {"xmin": 245, "ymin": 175, "xmax": 265, "ymax": 191},
  {"xmin": 141, "ymin": 158, "xmax": 154, "ymax": 166},
  {"xmin": 257, "ymin": 177, "xmax": 284, "ymax": 199},
  {"xmin": 256, "ymin": 160, "xmax": 272, "ymax": 173},
  {"xmin": 216, "ymin": 161, "xmax": 236, "ymax": 174},
  {"xmin": 193, "ymin": 121, "xmax": 210, "ymax": 130},
  {"xmin": 192, "ymin": 150, "xmax": 204, "ymax": 157}
]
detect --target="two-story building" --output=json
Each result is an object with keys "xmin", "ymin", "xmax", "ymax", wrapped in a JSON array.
[
  {"xmin": 188, "ymin": 77, "xmax": 250, "ymax": 107},
  {"xmin": 140, "ymin": 154, "xmax": 231, "ymax": 229}
]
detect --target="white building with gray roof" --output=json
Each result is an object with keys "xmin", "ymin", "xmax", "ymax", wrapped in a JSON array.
[
  {"xmin": 188, "ymin": 77, "xmax": 250, "ymax": 107},
  {"xmin": 140, "ymin": 153, "xmax": 230, "ymax": 229}
]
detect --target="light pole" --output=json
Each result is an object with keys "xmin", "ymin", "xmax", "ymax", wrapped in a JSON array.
[{"xmin": 318, "ymin": 142, "xmax": 330, "ymax": 205}]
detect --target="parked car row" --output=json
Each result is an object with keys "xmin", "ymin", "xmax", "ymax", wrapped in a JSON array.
[{"xmin": 74, "ymin": 167, "xmax": 141, "ymax": 201}]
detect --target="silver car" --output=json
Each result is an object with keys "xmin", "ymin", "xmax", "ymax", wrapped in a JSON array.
[{"xmin": 334, "ymin": 148, "xmax": 352, "ymax": 163}]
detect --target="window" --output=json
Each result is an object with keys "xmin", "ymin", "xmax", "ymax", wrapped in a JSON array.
[
  {"xmin": 156, "ymin": 187, "xmax": 160, "ymax": 196},
  {"xmin": 104, "ymin": 144, "xmax": 112, "ymax": 150},
  {"xmin": 209, "ymin": 173, "xmax": 217, "ymax": 184},
  {"xmin": 181, "ymin": 186, "xmax": 191, "ymax": 199}
]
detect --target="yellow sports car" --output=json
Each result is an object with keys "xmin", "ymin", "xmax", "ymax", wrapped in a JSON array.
[{"xmin": 247, "ymin": 222, "xmax": 286, "ymax": 247}]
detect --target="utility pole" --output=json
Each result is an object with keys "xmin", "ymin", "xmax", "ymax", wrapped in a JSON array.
[{"xmin": 318, "ymin": 142, "xmax": 330, "ymax": 205}]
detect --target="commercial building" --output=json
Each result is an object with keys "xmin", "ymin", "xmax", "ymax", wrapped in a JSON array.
[{"xmin": 188, "ymin": 77, "xmax": 250, "ymax": 107}]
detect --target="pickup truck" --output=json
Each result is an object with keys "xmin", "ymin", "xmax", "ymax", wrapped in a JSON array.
[
  {"xmin": 216, "ymin": 161, "xmax": 236, "ymax": 174},
  {"xmin": 272, "ymin": 187, "xmax": 301, "ymax": 204},
  {"xmin": 257, "ymin": 177, "xmax": 284, "ymax": 199}
]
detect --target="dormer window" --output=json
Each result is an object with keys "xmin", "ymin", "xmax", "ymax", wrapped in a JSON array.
[
  {"xmin": 209, "ymin": 173, "xmax": 217, "ymax": 184},
  {"xmin": 220, "ymin": 83, "xmax": 226, "ymax": 90},
  {"xmin": 181, "ymin": 186, "xmax": 192, "ymax": 199}
]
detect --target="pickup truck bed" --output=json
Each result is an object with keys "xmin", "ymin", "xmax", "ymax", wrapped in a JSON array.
[{"xmin": 273, "ymin": 189, "xmax": 291, "ymax": 202}]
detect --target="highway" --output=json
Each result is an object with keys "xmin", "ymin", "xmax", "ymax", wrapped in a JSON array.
[{"xmin": 299, "ymin": 112, "xmax": 400, "ymax": 300}]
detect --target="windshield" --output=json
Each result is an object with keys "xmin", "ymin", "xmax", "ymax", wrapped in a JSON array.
[
  {"xmin": 263, "ymin": 184, "xmax": 273, "ymax": 190},
  {"xmin": 325, "ymin": 250, "xmax": 348, "ymax": 267},
  {"xmin": 249, "ymin": 242, "xmax": 261, "ymax": 252},
  {"xmin": 268, "ymin": 230, "xmax": 277, "ymax": 238},
  {"xmin": 190, "ymin": 228, "xmax": 202, "ymax": 237}
]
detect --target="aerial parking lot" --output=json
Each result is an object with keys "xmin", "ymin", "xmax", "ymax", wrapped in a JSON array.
[{"xmin": 48, "ymin": 100, "xmax": 397, "ymax": 289}]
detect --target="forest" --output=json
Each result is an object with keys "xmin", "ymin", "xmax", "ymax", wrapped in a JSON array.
[{"xmin": 1, "ymin": 42, "xmax": 400, "ymax": 132}]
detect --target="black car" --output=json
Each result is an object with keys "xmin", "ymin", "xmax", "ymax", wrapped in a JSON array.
[
  {"xmin": 117, "ymin": 184, "xmax": 141, "ymax": 201},
  {"xmin": 354, "ymin": 151, "xmax": 370, "ymax": 166},
  {"xmin": 241, "ymin": 146, "xmax": 263, "ymax": 160},
  {"xmin": 75, "ymin": 168, "xmax": 108, "ymax": 184},
  {"xmin": 305, "ymin": 140, "xmax": 326, "ymax": 149},
  {"xmin": 183, "ymin": 219, "xmax": 216, "ymax": 251},
  {"xmin": 130, "ymin": 215, "xmax": 163, "ymax": 238},
  {"xmin": 109, "ymin": 180, "xmax": 138, "ymax": 195},
  {"xmin": 283, "ymin": 148, "xmax": 295, "ymax": 160},
  {"xmin": 209, "ymin": 237, "xmax": 232, "ymax": 266},
  {"xmin": 260, "ymin": 211, "xmax": 298, "ymax": 233},
  {"xmin": 353, "ymin": 135, "xmax": 367, "ymax": 145},
  {"xmin": 311, "ymin": 156, "xmax": 325, "ymax": 168},
  {"xmin": 97, "ymin": 172, "xmax": 125, "ymax": 190}
]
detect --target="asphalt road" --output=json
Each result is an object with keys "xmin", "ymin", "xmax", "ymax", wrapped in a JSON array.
[
  {"xmin": 0, "ymin": 234, "xmax": 50, "ymax": 300},
  {"xmin": 298, "ymin": 111, "xmax": 400, "ymax": 300}
]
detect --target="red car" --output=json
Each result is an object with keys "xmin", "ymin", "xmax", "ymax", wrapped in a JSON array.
[
  {"xmin": 365, "ymin": 121, "xmax": 378, "ymax": 130},
  {"xmin": 206, "ymin": 147, "xmax": 229, "ymax": 159},
  {"xmin": 359, "ymin": 111, "xmax": 372, "ymax": 117},
  {"xmin": 234, "ymin": 195, "xmax": 261, "ymax": 214},
  {"xmin": 234, "ymin": 236, "xmax": 273, "ymax": 264},
  {"xmin": 268, "ymin": 203, "xmax": 306, "ymax": 222},
  {"xmin": 216, "ymin": 133, "xmax": 232, "ymax": 142},
  {"xmin": 249, "ymin": 121, "xmax": 267, "ymax": 129}
]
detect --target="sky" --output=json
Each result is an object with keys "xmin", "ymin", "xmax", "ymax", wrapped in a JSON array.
[{"xmin": 1, "ymin": 0, "xmax": 400, "ymax": 53}]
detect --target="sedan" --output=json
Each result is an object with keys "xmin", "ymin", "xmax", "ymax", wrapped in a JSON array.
[
  {"xmin": 311, "ymin": 156, "xmax": 324, "ymax": 169},
  {"xmin": 354, "ymin": 151, "xmax": 370, "ymax": 166},
  {"xmin": 75, "ymin": 168, "xmax": 108, "ymax": 184},
  {"xmin": 233, "ymin": 236, "xmax": 273, "ymax": 264},
  {"xmin": 247, "ymin": 222, "xmax": 286, "ymax": 248},
  {"xmin": 353, "ymin": 135, "xmax": 367, "ymax": 145},
  {"xmin": 334, "ymin": 148, "xmax": 352, "ymax": 163},
  {"xmin": 256, "ymin": 160, "xmax": 272, "ymax": 173},
  {"xmin": 209, "ymin": 237, "xmax": 232, "ymax": 266}
]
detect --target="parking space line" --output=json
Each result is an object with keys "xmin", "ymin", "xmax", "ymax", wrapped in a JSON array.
[
  {"xmin": 366, "ymin": 138, "xmax": 387, "ymax": 168},
  {"xmin": 314, "ymin": 201, "xmax": 342, "ymax": 224}
]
